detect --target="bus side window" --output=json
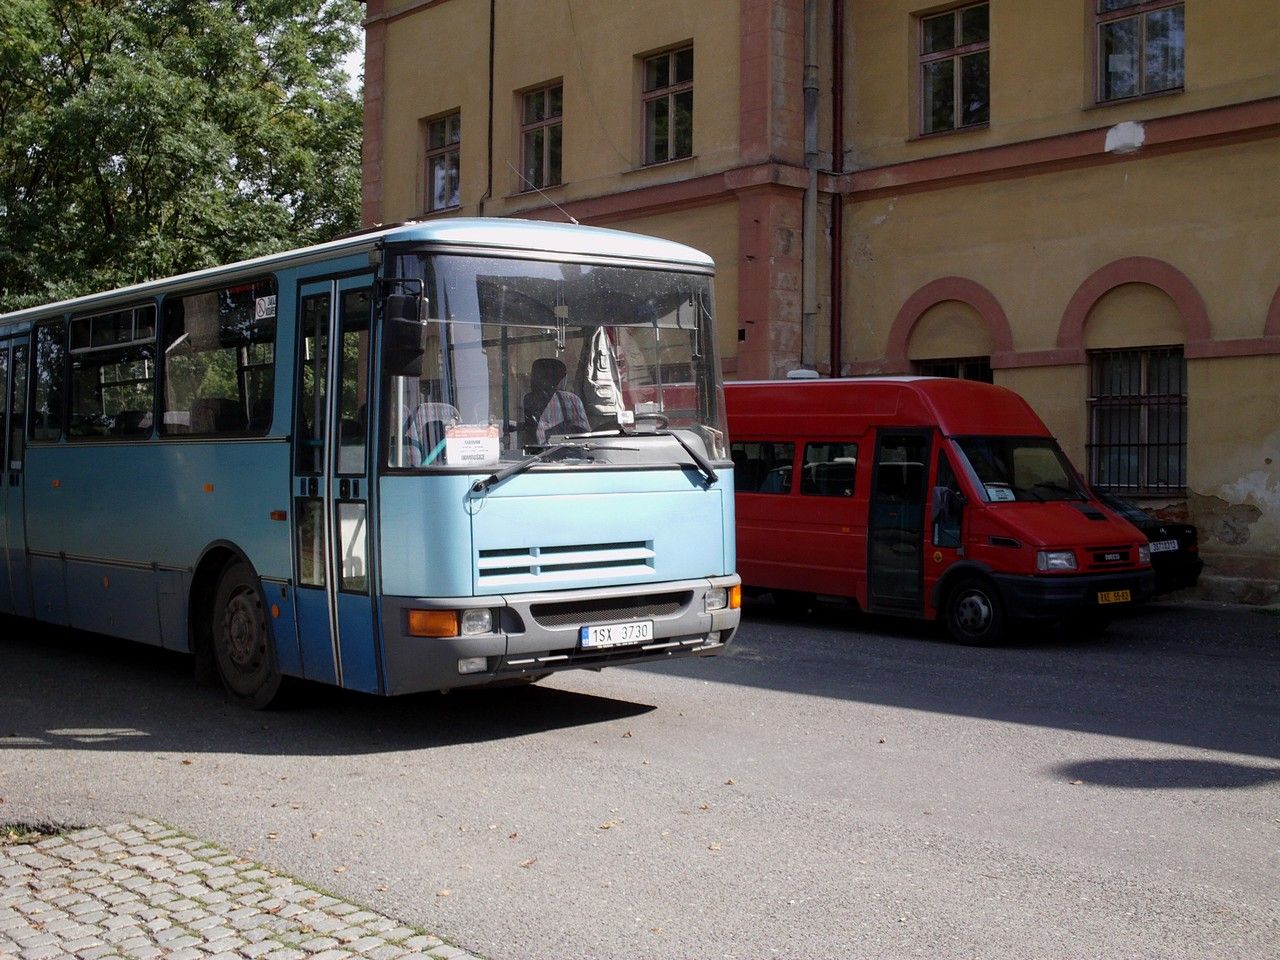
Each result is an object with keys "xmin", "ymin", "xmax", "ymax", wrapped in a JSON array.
[
  {"xmin": 730, "ymin": 441, "xmax": 795, "ymax": 494},
  {"xmin": 800, "ymin": 442, "xmax": 858, "ymax": 497}
]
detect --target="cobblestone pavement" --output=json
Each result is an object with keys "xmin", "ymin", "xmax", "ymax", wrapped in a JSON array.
[{"xmin": 0, "ymin": 820, "xmax": 483, "ymax": 960}]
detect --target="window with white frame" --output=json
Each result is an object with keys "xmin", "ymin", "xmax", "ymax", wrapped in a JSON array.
[
  {"xmin": 918, "ymin": 2, "xmax": 989, "ymax": 136},
  {"xmin": 1096, "ymin": 0, "xmax": 1184, "ymax": 103},
  {"xmin": 1087, "ymin": 347, "xmax": 1187, "ymax": 494},
  {"xmin": 642, "ymin": 46, "xmax": 693, "ymax": 165},
  {"xmin": 425, "ymin": 112, "xmax": 461, "ymax": 212},
  {"xmin": 521, "ymin": 83, "xmax": 563, "ymax": 190}
]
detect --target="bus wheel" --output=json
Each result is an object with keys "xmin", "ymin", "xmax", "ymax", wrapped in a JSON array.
[
  {"xmin": 944, "ymin": 577, "xmax": 1005, "ymax": 645},
  {"xmin": 212, "ymin": 562, "xmax": 283, "ymax": 709}
]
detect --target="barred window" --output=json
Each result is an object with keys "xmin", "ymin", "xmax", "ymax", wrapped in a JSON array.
[
  {"xmin": 915, "ymin": 356, "xmax": 993, "ymax": 383},
  {"xmin": 1087, "ymin": 347, "xmax": 1186, "ymax": 494}
]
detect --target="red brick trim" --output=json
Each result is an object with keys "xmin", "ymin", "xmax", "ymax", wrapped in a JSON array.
[
  {"xmin": 878, "ymin": 276, "xmax": 1014, "ymax": 373},
  {"xmin": 1057, "ymin": 256, "xmax": 1211, "ymax": 350},
  {"xmin": 841, "ymin": 97, "xmax": 1280, "ymax": 202}
]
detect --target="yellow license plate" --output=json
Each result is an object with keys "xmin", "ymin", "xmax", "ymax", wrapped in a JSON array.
[{"xmin": 1097, "ymin": 590, "xmax": 1131, "ymax": 605}]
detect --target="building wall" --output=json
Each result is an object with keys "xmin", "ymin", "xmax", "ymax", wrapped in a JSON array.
[{"xmin": 366, "ymin": 0, "xmax": 1280, "ymax": 599}]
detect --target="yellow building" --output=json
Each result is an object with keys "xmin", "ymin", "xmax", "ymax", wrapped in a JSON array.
[{"xmin": 362, "ymin": 0, "xmax": 1280, "ymax": 602}]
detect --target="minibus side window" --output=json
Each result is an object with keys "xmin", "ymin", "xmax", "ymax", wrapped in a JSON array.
[
  {"xmin": 730, "ymin": 441, "xmax": 795, "ymax": 494},
  {"xmin": 932, "ymin": 453, "xmax": 963, "ymax": 549},
  {"xmin": 800, "ymin": 442, "xmax": 858, "ymax": 497}
]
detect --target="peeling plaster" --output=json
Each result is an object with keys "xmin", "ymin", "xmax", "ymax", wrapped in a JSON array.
[{"xmin": 1189, "ymin": 489, "xmax": 1264, "ymax": 546}]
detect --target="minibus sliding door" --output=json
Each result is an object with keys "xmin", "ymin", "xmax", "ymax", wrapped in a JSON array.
[{"xmin": 866, "ymin": 430, "xmax": 930, "ymax": 614}]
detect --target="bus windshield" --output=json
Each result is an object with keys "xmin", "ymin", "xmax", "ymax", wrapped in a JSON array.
[
  {"xmin": 384, "ymin": 252, "xmax": 726, "ymax": 469},
  {"xmin": 953, "ymin": 436, "xmax": 1087, "ymax": 503}
]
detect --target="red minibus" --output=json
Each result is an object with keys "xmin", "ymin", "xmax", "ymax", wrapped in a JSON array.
[{"xmin": 725, "ymin": 377, "xmax": 1156, "ymax": 643}]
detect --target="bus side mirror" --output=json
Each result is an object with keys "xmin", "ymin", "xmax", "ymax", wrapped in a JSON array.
[{"xmin": 383, "ymin": 294, "xmax": 427, "ymax": 377}]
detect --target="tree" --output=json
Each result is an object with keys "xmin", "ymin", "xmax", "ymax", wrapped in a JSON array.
[{"xmin": 0, "ymin": 0, "xmax": 364, "ymax": 312}]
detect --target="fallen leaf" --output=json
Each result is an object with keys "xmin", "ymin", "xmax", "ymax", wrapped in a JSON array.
[
  {"xmin": 436, "ymin": 889, "xmax": 452, "ymax": 897},
  {"xmin": 508, "ymin": 832, "xmax": 518, "ymax": 839},
  {"xmin": 698, "ymin": 803, "xmax": 711, "ymax": 810},
  {"xmin": 724, "ymin": 778, "xmax": 736, "ymax": 786},
  {"xmin": 621, "ymin": 731, "xmax": 632, "ymax": 738},
  {"xmin": 708, "ymin": 843, "xmax": 722, "ymax": 851},
  {"xmin": 599, "ymin": 821, "xmax": 617, "ymax": 830},
  {"xmin": 518, "ymin": 858, "xmax": 537, "ymax": 868},
  {"xmin": 311, "ymin": 830, "xmax": 324, "ymax": 839},
  {"xmin": 333, "ymin": 866, "xmax": 347, "ymax": 874},
  {"xmin": 265, "ymin": 904, "xmax": 283, "ymax": 915},
  {"xmin": 878, "ymin": 738, "xmax": 886, "ymax": 744},
  {"xmin": 1070, "ymin": 780, "xmax": 1084, "ymax": 786},
  {"xmin": 266, "ymin": 833, "xmax": 278, "ymax": 840},
  {"xmin": 375, "ymin": 885, "xmax": 388, "ymax": 893},
  {"xmin": 650, "ymin": 927, "xmax": 664, "ymax": 934},
  {"xmin": 180, "ymin": 759, "xmax": 193, "ymax": 766}
]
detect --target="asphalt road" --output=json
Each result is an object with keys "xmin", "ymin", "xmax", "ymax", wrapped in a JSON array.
[{"xmin": 1, "ymin": 599, "xmax": 1278, "ymax": 960}]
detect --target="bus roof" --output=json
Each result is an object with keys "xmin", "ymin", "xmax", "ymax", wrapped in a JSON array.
[
  {"xmin": 726, "ymin": 376, "xmax": 1050, "ymax": 437},
  {"xmin": 0, "ymin": 218, "xmax": 715, "ymax": 327}
]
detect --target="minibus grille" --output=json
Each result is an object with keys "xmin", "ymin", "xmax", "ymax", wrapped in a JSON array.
[
  {"xmin": 529, "ymin": 590, "xmax": 692, "ymax": 628},
  {"xmin": 477, "ymin": 540, "xmax": 655, "ymax": 587},
  {"xmin": 1087, "ymin": 545, "xmax": 1133, "ymax": 569}
]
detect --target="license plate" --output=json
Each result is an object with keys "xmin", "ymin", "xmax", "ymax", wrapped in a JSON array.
[
  {"xmin": 1149, "ymin": 539, "xmax": 1178, "ymax": 553},
  {"xmin": 580, "ymin": 620, "xmax": 654, "ymax": 649},
  {"xmin": 1097, "ymin": 590, "xmax": 1131, "ymax": 605}
]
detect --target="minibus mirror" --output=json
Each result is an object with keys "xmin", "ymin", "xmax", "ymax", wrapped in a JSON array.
[
  {"xmin": 382, "ymin": 293, "xmax": 428, "ymax": 377},
  {"xmin": 931, "ymin": 486, "xmax": 966, "ymax": 522}
]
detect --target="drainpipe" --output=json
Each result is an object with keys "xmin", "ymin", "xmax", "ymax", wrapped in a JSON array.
[
  {"xmin": 478, "ymin": 0, "xmax": 496, "ymax": 216},
  {"xmin": 801, "ymin": 0, "xmax": 819, "ymax": 370},
  {"xmin": 829, "ymin": 0, "xmax": 844, "ymax": 376}
]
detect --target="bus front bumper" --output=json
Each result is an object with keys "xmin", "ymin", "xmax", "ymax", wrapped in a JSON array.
[
  {"xmin": 380, "ymin": 575, "xmax": 741, "ymax": 694},
  {"xmin": 992, "ymin": 569, "xmax": 1157, "ymax": 621}
]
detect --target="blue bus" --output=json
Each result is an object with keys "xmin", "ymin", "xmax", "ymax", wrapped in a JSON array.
[{"xmin": 0, "ymin": 219, "xmax": 740, "ymax": 707}]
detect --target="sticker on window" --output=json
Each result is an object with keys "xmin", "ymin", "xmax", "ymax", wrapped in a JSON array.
[
  {"xmin": 445, "ymin": 424, "xmax": 500, "ymax": 466},
  {"xmin": 255, "ymin": 295, "xmax": 277, "ymax": 320},
  {"xmin": 986, "ymin": 483, "xmax": 1016, "ymax": 502}
]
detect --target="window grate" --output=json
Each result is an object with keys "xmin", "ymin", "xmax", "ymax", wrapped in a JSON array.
[{"xmin": 1086, "ymin": 347, "xmax": 1187, "ymax": 495}]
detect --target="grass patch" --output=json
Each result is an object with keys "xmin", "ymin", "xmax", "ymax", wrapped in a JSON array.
[{"xmin": 1, "ymin": 823, "xmax": 61, "ymax": 846}]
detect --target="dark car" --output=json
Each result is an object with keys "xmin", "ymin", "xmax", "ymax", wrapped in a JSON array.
[{"xmin": 1094, "ymin": 491, "xmax": 1204, "ymax": 594}]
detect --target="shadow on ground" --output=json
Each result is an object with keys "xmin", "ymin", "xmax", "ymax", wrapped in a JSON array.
[{"xmin": 0, "ymin": 617, "xmax": 654, "ymax": 758}]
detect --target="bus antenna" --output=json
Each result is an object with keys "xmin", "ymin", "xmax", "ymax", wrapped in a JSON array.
[{"xmin": 507, "ymin": 161, "xmax": 579, "ymax": 225}]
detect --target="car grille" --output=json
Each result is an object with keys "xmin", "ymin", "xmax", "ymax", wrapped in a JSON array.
[{"xmin": 528, "ymin": 590, "xmax": 692, "ymax": 628}]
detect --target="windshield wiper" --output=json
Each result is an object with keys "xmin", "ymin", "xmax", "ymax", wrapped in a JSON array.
[
  {"xmin": 654, "ymin": 429, "xmax": 719, "ymax": 486},
  {"xmin": 471, "ymin": 442, "xmax": 593, "ymax": 494}
]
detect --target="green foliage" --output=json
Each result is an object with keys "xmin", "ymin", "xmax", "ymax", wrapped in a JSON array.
[{"xmin": 0, "ymin": 0, "xmax": 363, "ymax": 312}]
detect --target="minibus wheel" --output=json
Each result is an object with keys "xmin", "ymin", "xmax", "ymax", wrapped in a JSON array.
[
  {"xmin": 212, "ymin": 562, "xmax": 283, "ymax": 709},
  {"xmin": 944, "ymin": 577, "xmax": 1005, "ymax": 645}
]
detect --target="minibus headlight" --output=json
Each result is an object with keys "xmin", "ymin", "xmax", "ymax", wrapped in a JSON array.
[
  {"xmin": 705, "ymin": 588, "xmax": 728, "ymax": 612},
  {"xmin": 1138, "ymin": 544, "xmax": 1151, "ymax": 565},
  {"xmin": 460, "ymin": 608, "xmax": 494, "ymax": 636},
  {"xmin": 1036, "ymin": 550, "xmax": 1077, "ymax": 572}
]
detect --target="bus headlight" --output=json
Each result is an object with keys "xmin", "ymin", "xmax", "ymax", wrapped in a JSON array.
[
  {"xmin": 705, "ymin": 588, "xmax": 728, "ymax": 612},
  {"xmin": 1036, "ymin": 550, "xmax": 1077, "ymax": 572},
  {"xmin": 460, "ymin": 608, "xmax": 494, "ymax": 635},
  {"xmin": 1138, "ymin": 544, "xmax": 1151, "ymax": 565}
]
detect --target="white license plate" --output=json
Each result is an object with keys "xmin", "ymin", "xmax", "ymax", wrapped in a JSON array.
[
  {"xmin": 1149, "ymin": 539, "xmax": 1179, "ymax": 553},
  {"xmin": 580, "ymin": 620, "xmax": 654, "ymax": 649}
]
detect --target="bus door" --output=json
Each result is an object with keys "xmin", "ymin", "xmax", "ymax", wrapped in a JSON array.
[
  {"xmin": 867, "ymin": 429, "xmax": 931, "ymax": 614},
  {"xmin": 1, "ymin": 337, "xmax": 31, "ymax": 618},
  {"xmin": 291, "ymin": 276, "xmax": 381, "ymax": 693}
]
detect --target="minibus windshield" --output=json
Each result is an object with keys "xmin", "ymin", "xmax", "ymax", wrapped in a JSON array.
[
  {"xmin": 954, "ymin": 436, "xmax": 1087, "ymax": 503},
  {"xmin": 383, "ymin": 252, "xmax": 726, "ymax": 469}
]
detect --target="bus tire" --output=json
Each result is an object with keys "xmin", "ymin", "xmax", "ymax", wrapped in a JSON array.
[
  {"xmin": 944, "ymin": 576, "xmax": 1006, "ymax": 645},
  {"xmin": 212, "ymin": 562, "xmax": 283, "ymax": 709}
]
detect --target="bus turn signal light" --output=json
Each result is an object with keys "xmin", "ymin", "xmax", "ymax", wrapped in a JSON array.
[
  {"xmin": 407, "ymin": 609, "xmax": 459, "ymax": 638},
  {"xmin": 729, "ymin": 584, "xmax": 741, "ymax": 610}
]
